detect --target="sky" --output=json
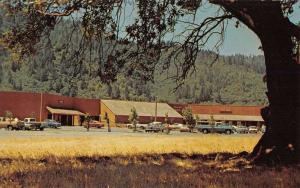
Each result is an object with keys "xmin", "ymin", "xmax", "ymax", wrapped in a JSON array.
[
  {"xmin": 121, "ymin": 1, "xmax": 300, "ymax": 56},
  {"xmin": 220, "ymin": 9, "xmax": 300, "ymax": 55},
  {"xmin": 182, "ymin": 2, "xmax": 300, "ymax": 56}
]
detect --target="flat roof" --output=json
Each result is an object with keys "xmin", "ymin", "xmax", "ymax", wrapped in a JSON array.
[
  {"xmin": 46, "ymin": 106, "xmax": 85, "ymax": 116},
  {"xmin": 101, "ymin": 100, "xmax": 183, "ymax": 118}
]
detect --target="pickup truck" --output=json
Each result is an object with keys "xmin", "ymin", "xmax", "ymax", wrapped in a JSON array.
[
  {"xmin": 15, "ymin": 118, "xmax": 45, "ymax": 131},
  {"xmin": 0, "ymin": 117, "xmax": 19, "ymax": 129},
  {"xmin": 197, "ymin": 122, "xmax": 235, "ymax": 134}
]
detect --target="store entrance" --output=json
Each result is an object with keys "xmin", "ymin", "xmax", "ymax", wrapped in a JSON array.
[{"xmin": 60, "ymin": 115, "xmax": 73, "ymax": 126}]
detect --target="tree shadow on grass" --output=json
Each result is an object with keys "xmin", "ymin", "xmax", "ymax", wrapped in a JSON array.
[{"xmin": 1, "ymin": 152, "xmax": 300, "ymax": 187}]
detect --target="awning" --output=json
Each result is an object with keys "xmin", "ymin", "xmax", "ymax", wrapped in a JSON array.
[
  {"xmin": 46, "ymin": 106, "xmax": 85, "ymax": 116},
  {"xmin": 194, "ymin": 114, "xmax": 263, "ymax": 122}
]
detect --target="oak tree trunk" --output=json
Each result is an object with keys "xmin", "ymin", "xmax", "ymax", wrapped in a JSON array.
[
  {"xmin": 212, "ymin": 1, "xmax": 300, "ymax": 164},
  {"xmin": 251, "ymin": 32, "xmax": 300, "ymax": 164}
]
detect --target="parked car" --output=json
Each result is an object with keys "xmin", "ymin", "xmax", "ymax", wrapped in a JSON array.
[
  {"xmin": 127, "ymin": 123, "xmax": 148, "ymax": 129},
  {"xmin": 179, "ymin": 125, "xmax": 192, "ymax": 132},
  {"xmin": 145, "ymin": 122, "xmax": 164, "ymax": 133},
  {"xmin": 84, "ymin": 120, "xmax": 105, "ymax": 129},
  {"xmin": 197, "ymin": 122, "xmax": 235, "ymax": 134},
  {"xmin": 0, "ymin": 117, "xmax": 19, "ymax": 129},
  {"xmin": 136, "ymin": 123, "xmax": 148, "ymax": 129},
  {"xmin": 0, "ymin": 117, "xmax": 8, "ymax": 129},
  {"xmin": 260, "ymin": 125, "xmax": 266, "ymax": 133},
  {"xmin": 169, "ymin": 123, "xmax": 184, "ymax": 130},
  {"xmin": 13, "ymin": 118, "xmax": 45, "ymax": 131},
  {"xmin": 248, "ymin": 126, "xmax": 259, "ymax": 133},
  {"xmin": 233, "ymin": 125, "xmax": 249, "ymax": 134},
  {"xmin": 42, "ymin": 119, "xmax": 61, "ymax": 128}
]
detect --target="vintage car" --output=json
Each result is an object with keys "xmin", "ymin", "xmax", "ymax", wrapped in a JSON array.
[
  {"xmin": 179, "ymin": 125, "xmax": 192, "ymax": 132},
  {"xmin": 233, "ymin": 125, "xmax": 249, "ymax": 134},
  {"xmin": 197, "ymin": 122, "xmax": 235, "ymax": 134},
  {"xmin": 42, "ymin": 119, "xmax": 61, "ymax": 128},
  {"xmin": 84, "ymin": 120, "xmax": 105, "ymax": 129},
  {"xmin": 0, "ymin": 117, "xmax": 18, "ymax": 129},
  {"xmin": 9, "ymin": 118, "xmax": 45, "ymax": 131},
  {"xmin": 145, "ymin": 122, "xmax": 164, "ymax": 133},
  {"xmin": 127, "ymin": 123, "xmax": 148, "ymax": 129},
  {"xmin": 248, "ymin": 126, "xmax": 259, "ymax": 133},
  {"xmin": 169, "ymin": 123, "xmax": 184, "ymax": 130}
]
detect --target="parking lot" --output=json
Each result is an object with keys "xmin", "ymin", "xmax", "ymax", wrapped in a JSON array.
[{"xmin": 0, "ymin": 126, "xmax": 262, "ymax": 139}]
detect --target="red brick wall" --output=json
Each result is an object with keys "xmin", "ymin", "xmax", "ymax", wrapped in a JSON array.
[
  {"xmin": 73, "ymin": 98, "xmax": 100, "ymax": 116},
  {"xmin": 0, "ymin": 91, "xmax": 100, "ymax": 121},
  {"xmin": 0, "ymin": 91, "xmax": 41, "ymax": 120},
  {"xmin": 189, "ymin": 104, "xmax": 263, "ymax": 116},
  {"xmin": 41, "ymin": 94, "xmax": 100, "ymax": 118}
]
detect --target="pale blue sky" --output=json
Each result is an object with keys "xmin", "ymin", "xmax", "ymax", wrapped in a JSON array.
[
  {"xmin": 180, "ymin": 2, "xmax": 300, "ymax": 55},
  {"xmin": 220, "ymin": 10, "xmax": 300, "ymax": 55},
  {"xmin": 120, "ymin": 1, "xmax": 300, "ymax": 56}
]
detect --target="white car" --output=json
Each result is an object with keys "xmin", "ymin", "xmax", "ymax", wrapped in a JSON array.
[
  {"xmin": 248, "ymin": 126, "xmax": 258, "ymax": 133},
  {"xmin": 127, "ymin": 123, "xmax": 148, "ymax": 129},
  {"xmin": 169, "ymin": 123, "xmax": 184, "ymax": 130}
]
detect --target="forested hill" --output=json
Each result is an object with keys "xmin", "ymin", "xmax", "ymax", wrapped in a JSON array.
[{"xmin": 0, "ymin": 15, "xmax": 267, "ymax": 105}]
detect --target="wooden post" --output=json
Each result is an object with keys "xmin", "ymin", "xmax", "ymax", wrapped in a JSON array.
[
  {"xmin": 105, "ymin": 112, "xmax": 111, "ymax": 132},
  {"xmin": 107, "ymin": 118, "xmax": 111, "ymax": 132}
]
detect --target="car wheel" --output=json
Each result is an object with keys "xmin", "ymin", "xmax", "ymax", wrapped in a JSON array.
[
  {"xmin": 226, "ymin": 130, "xmax": 231, "ymax": 134},
  {"xmin": 7, "ymin": 125, "xmax": 13, "ymax": 131},
  {"xmin": 203, "ymin": 129, "xmax": 208, "ymax": 134},
  {"xmin": 40, "ymin": 127, "xmax": 44, "ymax": 131}
]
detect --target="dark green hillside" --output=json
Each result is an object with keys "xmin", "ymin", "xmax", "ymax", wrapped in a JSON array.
[{"xmin": 0, "ymin": 12, "xmax": 267, "ymax": 105}]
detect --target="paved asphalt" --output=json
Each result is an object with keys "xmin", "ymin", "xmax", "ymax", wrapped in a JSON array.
[{"xmin": 0, "ymin": 126, "xmax": 261, "ymax": 139}]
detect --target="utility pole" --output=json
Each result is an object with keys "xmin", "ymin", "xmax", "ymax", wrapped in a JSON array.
[
  {"xmin": 39, "ymin": 92, "xmax": 43, "ymax": 122},
  {"xmin": 154, "ymin": 96, "xmax": 157, "ymax": 122}
]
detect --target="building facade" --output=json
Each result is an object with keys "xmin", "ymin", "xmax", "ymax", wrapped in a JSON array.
[
  {"xmin": 188, "ymin": 104, "xmax": 264, "ymax": 126},
  {"xmin": 101, "ymin": 100, "xmax": 184, "ymax": 126},
  {"xmin": 0, "ymin": 91, "xmax": 264, "ymax": 127},
  {"xmin": 0, "ymin": 91, "xmax": 100, "ymax": 125}
]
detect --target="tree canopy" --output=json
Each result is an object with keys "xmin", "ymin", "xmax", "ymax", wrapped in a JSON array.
[{"xmin": 1, "ymin": 0, "xmax": 297, "ymax": 85}]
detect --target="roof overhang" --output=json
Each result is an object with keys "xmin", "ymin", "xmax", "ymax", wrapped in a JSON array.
[
  {"xmin": 101, "ymin": 100, "xmax": 183, "ymax": 118},
  {"xmin": 46, "ymin": 106, "xmax": 85, "ymax": 116},
  {"xmin": 194, "ymin": 114, "xmax": 263, "ymax": 122}
]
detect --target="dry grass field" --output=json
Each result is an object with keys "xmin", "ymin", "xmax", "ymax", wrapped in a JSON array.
[
  {"xmin": 0, "ymin": 134, "xmax": 259, "ymax": 159},
  {"xmin": 0, "ymin": 130, "xmax": 299, "ymax": 187}
]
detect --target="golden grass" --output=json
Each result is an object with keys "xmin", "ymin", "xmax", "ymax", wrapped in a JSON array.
[
  {"xmin": 0, "ymin": 134, "xmax": 261, "ymax": 159},
  {"xmin": 2, "ymin": 134, "xmax": 300, "ymax": 188}
]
